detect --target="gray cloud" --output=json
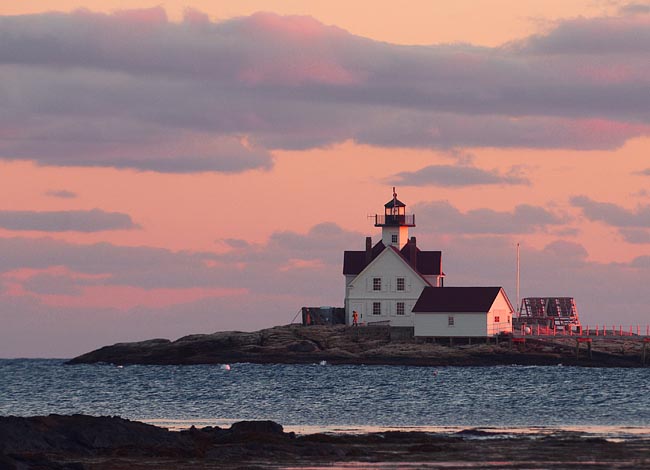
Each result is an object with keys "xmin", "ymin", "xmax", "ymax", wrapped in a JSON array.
[
  {"xmin": 0, "ymin": 222, "xmax": 363, "ymax": 295},
  {"xmin": 619, "ymin": 3, "xmax": 650, "ymax": 15},
  {"xmin": 389, "ymin": 164, "xmax": 529, "ymax": 187},
  {"xmin": 0, "ymin": 237, "xmax": 221, "ymax": 289},
  {"xmin": 216, "ymin": 223, "xmax": 364, "ymax": 296},
  {"xmin": 542, "ymin": 239, "xmax": 589, "ymax": 261},
  {"xmin": 414, "ymin": 201, "xmax": 565, "ymax": 234},
  {"xmin": 354, "ymin": 112, "xmax": 648, "ymax": 151},
  {"xmin": 45, "ymin": 189, "xmax": 77, "ymax": 199},
  {"xmin": 221, "ymin": 238, "xmax": 251, "ymax": 249},
  {"xmin": 571, "ymin": 195, "xmax": 650, "ymax": 227},
  {"xmin": 0, "ymin": 209, "xmax": 139, "ymax": 232},
  {"xmin": 517, "ymin": 16, "xmax": 650, "ymax": 55},
  {"xmin": 0, "ymin": 9, "xmax": 647, "ymax": 173},
  {"xmin": 619, "ymin": 228, "xmax": 650, "ymax": 244},
  {"xmin": 551, "ymin": 227, "xmax": 581, "ymax": 237},
  {"xmin": 629, "ymin": 255, "xmax": 650, "ymax": 268},
  {"xmin": 268, "ymin": 222, "xmax": 362, "ymax": 255},
  {"xmin": 219, "ymin": 223, "xmax": 363, "ymax": 261}
]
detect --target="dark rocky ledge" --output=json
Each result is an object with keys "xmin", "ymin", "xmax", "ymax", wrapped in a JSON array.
[
  {"xmin": 68, "ymin": 324, "xmax": 649, "ymax": 367},
  {"xmin": 2, "ymin": 414, "xmax": 650, "ymax": 469}
]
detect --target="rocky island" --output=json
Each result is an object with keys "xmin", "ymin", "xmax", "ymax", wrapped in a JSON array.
[{"xmin": 68, "ymin": 324, "xmax": 649, "ymax": 367}]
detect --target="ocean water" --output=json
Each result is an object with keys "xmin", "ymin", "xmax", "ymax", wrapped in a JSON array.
[{"xmin": 2, "ymin": 360, "xmax": 650, "ymax": 436}]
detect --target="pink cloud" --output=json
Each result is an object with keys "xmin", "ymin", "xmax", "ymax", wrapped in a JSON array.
[
  {"xmin": 0, "ymin": 8, "xmax": 648, "ymax": 170},
  {"xmin": 40, "ymin": 285, "xmax": 247, "ymax": 310},
  {"xmin": 2, "ymin": 266, "xmax": 110, "ymax": 282},
  {"xmin": 278, "ymin": 258, "xmax": 325, "ymax": 272},
  {"xmin": 246, "ymin": 12, "xmax": 345, "ymax": 39},
  {"xmin": 236, "ymin": 13, "xmax": 361, "ymax": 86},
  {"xmin": 111, "ymin": 6, "xmax": 168, "ymax": 25},
  {"xmin": 2, "ymin": 280, "xmax": 26, "ymax": 297},
  {"xmin": 183, "ymin": 7, "xmax": 210, "ymax": 25},
  {"xmin": 518, "ymin": 14, "xmax": 650, "ymax": 54},
  {"xmin": 568, "ymin": 119, "xmax": 649, "ymax": 147}
]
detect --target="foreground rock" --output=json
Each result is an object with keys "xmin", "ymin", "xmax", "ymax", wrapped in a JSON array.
[
  {"xmin": 68, "ymin": 324, "xmax": 649, "ymax": 367},
  {"xmin": 2, "ymin": 415, "xmax": 650, "ymax": 470}
]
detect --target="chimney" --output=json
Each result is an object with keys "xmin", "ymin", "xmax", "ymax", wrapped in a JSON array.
[
  {"xmin": 365, "ymin": 237, "xmax": 372, "ymax": 264},
  {"xmin": 409, "ymin": 236, "xmax": 417, "ymax": 270}
]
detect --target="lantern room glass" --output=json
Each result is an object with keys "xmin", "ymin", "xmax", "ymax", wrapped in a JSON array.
[{"xmin": 385, "ymin": 206, "xmax": 405, "ymax": 216}]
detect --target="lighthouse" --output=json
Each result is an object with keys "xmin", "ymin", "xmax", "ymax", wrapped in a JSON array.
[
  {"xmin": 342, "ymin": 189, "xmax": 443, "ymax": 327},
  {"xmin": 338, "ymin": 188, "xmax": 513, "ymax": 337},
  {"xmin": 374, "ymin": 187, "xmax": 415, "ymax": 249}
]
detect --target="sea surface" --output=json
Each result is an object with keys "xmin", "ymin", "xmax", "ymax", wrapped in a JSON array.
[{"xmin": 2, "ymin": 359, "xmax": 650, "ymax": 438}]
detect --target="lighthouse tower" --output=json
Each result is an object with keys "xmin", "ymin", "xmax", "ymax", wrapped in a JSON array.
[
  {"xmin": 342, "ymin": 189, "xmax": 444, "ymax": 328},
  {"xmin": 374, "ymin": 187, "xmax": 415, "ymax": 249}
]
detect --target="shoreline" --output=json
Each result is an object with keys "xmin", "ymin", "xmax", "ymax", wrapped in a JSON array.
[
  {"xmin": 68, "ymin": 324, "xmax": 650, "ymax": 368},
  {"xmin": 144, "ymin": 419, "xmax": 650, "ymax": 440},
  {"xmin": 2, "ymin": 414, "xmax": 650, "ymax": 470}
]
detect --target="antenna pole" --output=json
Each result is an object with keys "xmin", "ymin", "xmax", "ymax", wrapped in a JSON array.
[{"xmin": 516, "ymin": 242, "xmax": 520, "ymax": 314}]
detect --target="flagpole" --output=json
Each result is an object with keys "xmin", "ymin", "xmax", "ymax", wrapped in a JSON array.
[{"xmin": 516, "ymin": 242, "xmax": 520, "ymax": 314}]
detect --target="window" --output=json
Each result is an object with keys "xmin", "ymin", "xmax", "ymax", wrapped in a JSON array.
[
  {"xmin": 373, "ymin": 277, "xmax": 382, "ymax": 291},
  {"xmin": 448, "ymin": 315, "xmax": 455, "ymax": 326},
  {"xmin": 494, "ymin": 316, "xmax": 500, "ymax": 323},
  {"xmin": 373, "ymin": 302, "xmax": 381, "ymax": 315},
  {"xmin": 396, "ymin": 302, "xmax": 405, "ymax": 315},
  {"xmin": 396, "ymin": 277, "xmax": 405, "ymax": 291},
  {"xmin": 391, "ymin": 234, "xmax": 398, "ymax": 244}
]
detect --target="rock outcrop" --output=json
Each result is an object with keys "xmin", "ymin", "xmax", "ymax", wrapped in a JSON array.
[
  {"xmin": 67, "ymin": 324, "xmax": 649, "ymax": 367},
  {"xmin": 2, "ymin": 414, "xmax": 650, "ymax": 469}
]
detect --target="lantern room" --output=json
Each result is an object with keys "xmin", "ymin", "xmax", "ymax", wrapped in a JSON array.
[
  {"xmin": 374, "ymin": 188, "xmax": 415, "ymax": 248},
  {"xmin": 374, "ymin": 188, "xmax": 415, "ymax": 227}
]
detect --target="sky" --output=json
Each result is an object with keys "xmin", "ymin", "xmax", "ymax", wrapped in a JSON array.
[{"xmin": 1, "ymin": 1, "xmax": 650, "ymax": 357}]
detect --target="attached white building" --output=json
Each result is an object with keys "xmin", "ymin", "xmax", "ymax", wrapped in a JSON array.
[
  {"xmin": 342, "ymin": 190, "xmax": 514, "ymax": 337},
  {"xmin": 343, "ymin": 190, "xmax": 444, "ymax": 326},
  {"xmin": 413, "ymin": 287, "xmax": 514, "ymax": 337}
]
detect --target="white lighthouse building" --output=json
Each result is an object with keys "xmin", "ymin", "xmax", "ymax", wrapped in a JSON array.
[{"xmin": 342, "ymin": 189, "xmax": 514, "ymax": 336}]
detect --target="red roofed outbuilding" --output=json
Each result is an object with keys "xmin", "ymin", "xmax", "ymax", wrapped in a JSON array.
[{"xmin": 413, "ymin": 287, "xmax": 514, "ymax": 337}]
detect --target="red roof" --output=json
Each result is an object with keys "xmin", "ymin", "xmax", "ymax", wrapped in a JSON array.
[
  {"xmin": 385, "ymin": 197, "xmax": 406, "ymax": 208},
  {"xmin": 399, "ymin": 241, "xmax": 442, "ymax": 276},
  {"xmin": 343, "ymin": 240, "xmax": 442, "ymax": 276},
  {"xmin": 342, "ymin": 241, "xmax": 385, "ymax": 275},
  {"xmin": 413, "ymin": 286, "xmax": 504, "ymax": 313}
]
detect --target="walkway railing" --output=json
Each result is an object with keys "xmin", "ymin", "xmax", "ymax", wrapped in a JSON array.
[
  {"xmin": 519, "ymin": 324, "xmax": 650, "ymax": 337},
  {"xmin": 374, "ymin": 214, "xmax": 415, "ymax": 226}
]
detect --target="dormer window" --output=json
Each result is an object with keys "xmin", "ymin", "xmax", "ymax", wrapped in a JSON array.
[{"xmin": 391, "ymin": 234, "xmax": 398, "ymax": 244}]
